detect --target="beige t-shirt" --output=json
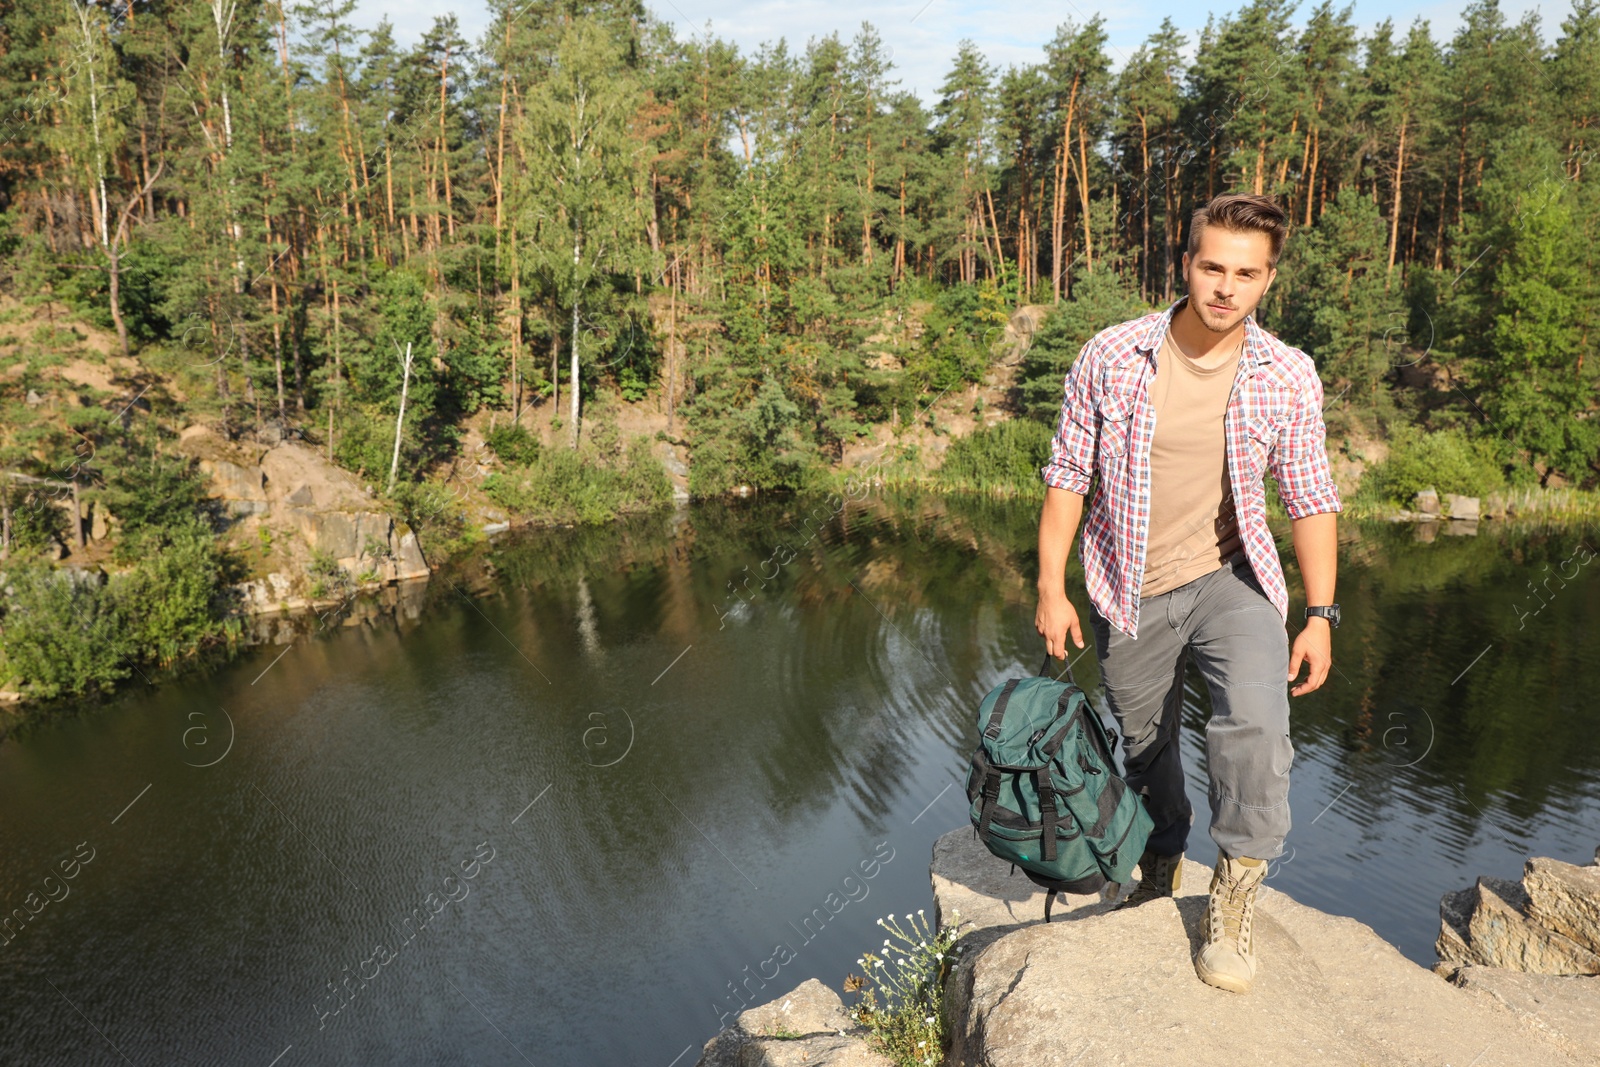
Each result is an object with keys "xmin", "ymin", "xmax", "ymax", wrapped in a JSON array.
[{"xmin": 1139, "ymin": 327, "xmax": 1244, "ymax": 598}]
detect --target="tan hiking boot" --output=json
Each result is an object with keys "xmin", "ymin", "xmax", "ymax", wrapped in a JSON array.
[
  {"xmin": 1115, "ymin": 848, "xmax": 1184, "ymax": 909},
  {"xmin": 1195, "ymin": 851, "xmax": 1268, "ymax": 993}
]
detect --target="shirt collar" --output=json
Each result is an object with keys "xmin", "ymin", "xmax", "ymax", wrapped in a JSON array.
[{"xmin": 1138, "ymin": 296, "xmax": 1275, "ymax": 370}]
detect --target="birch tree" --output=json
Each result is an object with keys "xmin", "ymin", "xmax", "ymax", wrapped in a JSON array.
[{"xmin": 515, "ymin": 18, "xmax": 648, "ymax": 449}]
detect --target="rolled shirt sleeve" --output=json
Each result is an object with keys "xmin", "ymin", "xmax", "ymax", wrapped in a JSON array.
[
  {"xmin": 1269, "ymin": 362, "xmax": 1343, "ymax": 519},
  {"xmin": 1040, "ymin": 339, "xmax": 1099, "ymax": 495}
]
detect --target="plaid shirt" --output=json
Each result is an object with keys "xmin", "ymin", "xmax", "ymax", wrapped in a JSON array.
[{"xmin": 1040, "ymin": 298, "xmax": 1342, "ymax": 639}]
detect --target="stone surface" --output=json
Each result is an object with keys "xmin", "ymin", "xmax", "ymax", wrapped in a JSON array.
[
  {"xmin": 1524, "ymin": 857, "xmax": 1600, "ymax": 957},
  {"xmin": 1413, "ymin": 487, "xmax": 1440, "ymax": 515},
  {"xmin": 1437, "ymin": 885, "xmax": 1476, "ymax": 966},
  {"xmin": 1445, "ymin": 964, "xmax": 1600, "ymax": 1062},
  {"xmin": 692, "ymin": 977, "xmax": 894, "ymax": 1067},
  {"xmin": 930, "ymin": 825, "xmax": 1116, "ymax": 937},
  {"xmin": 997, "ymin": 304, "xmax": 1054, "ymax": 363},
  {"xmin": 1445, "ymin": 493, "xmax": 1481, "ymax": 521},
  {"xmin": 1465, "ymin": 876, "xmax": 1600, "ymax": 974},
  {"xmin": 186, "ymin": 438, "xmax": 432, "ymax": 598},
  {"xmin": 931, "ymin": 827, "xmax": 1588, "ymax": 1067},
  {"xmin": 200, "ymin": 458, "xmax": 269, "ymax": 516}
]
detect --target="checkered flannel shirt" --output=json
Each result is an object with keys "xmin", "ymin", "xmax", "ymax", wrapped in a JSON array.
[{"xmin": 1040, "ymin": 298, "xmax": 1342, "ymax": 639}]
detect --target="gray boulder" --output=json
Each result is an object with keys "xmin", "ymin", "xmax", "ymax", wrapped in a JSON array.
[
  {"xmin": 692, "ymin": 977, "xmax": 893, "ymax": 1067},
  {"xmin": 932, "ymin": 827, "xmax": 1591, "ymax": 1066}
]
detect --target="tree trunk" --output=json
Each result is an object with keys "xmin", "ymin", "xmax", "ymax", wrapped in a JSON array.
[
  {"xmin": 569, "ymin": 295, "xmax": 580, "ymax": 449},
  {"xmin": 667, "ymin": 255, "xmax": 678, "ymax": 435},
  {"xmin": 1050, "ymin": 75, "xmax": 1079, "ymax": 302},
  {"xmin": 1386, "ymin": 114, "xmax": 1408, "ymax": 284},
  {"xmin": 387, "ymin": 342, "xmax": 413, "ymax": 495},
  {"xmin": 107, "ymin": 245, "xmax": 130, "ymax": 357}
]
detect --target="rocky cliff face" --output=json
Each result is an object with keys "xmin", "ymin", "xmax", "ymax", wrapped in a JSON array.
[
  {"xmin": 178, "ymin": 425, "xmax": 429, "ymax": 614},
  {"xmin": 691, "ymin": 829, "xmax": 1600, "ymax": 1067}
]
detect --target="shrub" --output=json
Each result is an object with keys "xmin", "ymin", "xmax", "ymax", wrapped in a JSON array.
[
  {"xmin": 1358, "ymin": 424, "xmax": 1506, "ymax": 507},
  {"xmin": 115, "ymin": 525, "xmax": 232, "ymax": 667},
  {"xmin": 1, "ymin": 483, "xmax": 72, "ymax": 553},
  {"xmin": 101, "ymin": 450, "xmax": 214, "ymax": 553},
  {"xmin": 483, "ymin": 436, "xmax": 671, "ymax": 525},
  {"xmin": 0, "ymin": 562, "xmax": 134, "ymax": 700},
  {"xmin": 846, "ymin": 909, "xmax": 972, "ymax": 1067},
  {"xmin": 937, "ymin": 419, "xmax": 1055, "ymax": 495},
  {"xmin": 485, "ymin": 422, "xmax": 541, "ymax": 466}
]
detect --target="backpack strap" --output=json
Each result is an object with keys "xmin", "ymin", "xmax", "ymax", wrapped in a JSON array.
[
  {"xmin": 1034, "ymin": 767, "xmax": 1059, "ymax": 862},
  {"xmin": 1040, "ymin": 688, "xmax": 1078, "ymax": 758},
  {"xmin": 974, "ymin": 769, "xmax": 1002, "ymax": 841},
  {"xmin": 983, "ymin": 678, "xmax": 1021, "ymax": 741}
]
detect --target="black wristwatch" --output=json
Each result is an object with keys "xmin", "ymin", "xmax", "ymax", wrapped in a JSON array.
[{"xmin": 1305, "ymin": 604, "xmax": 1341, "ymax": 628}]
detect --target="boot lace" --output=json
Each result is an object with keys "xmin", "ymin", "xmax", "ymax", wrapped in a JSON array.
[{"xmin": 1207, "ymin": 863, "xmax": 1261, "ymax": 951}]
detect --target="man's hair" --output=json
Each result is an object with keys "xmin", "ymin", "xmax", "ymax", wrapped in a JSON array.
[{"xmin": 1187, "ymin": 193, "xmax": 1289, "ymax": 267}]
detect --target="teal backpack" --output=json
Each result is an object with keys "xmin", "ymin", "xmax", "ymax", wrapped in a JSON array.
[{"xmin": 965, "ymin": 655, "xmax": 1154, "ymax": 921}]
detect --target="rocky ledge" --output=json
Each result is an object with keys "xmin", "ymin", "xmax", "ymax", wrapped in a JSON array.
[{"xmin": 693, "ymin": 829, "xmax": 1599, "ymax": 1067}]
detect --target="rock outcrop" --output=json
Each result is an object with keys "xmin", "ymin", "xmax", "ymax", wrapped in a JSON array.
[
  {"xmin": 1437, "ymin": 855, "xmax": 1600, "ymax": 976},
  {"xmin": 995, "ymin": 304, "xmax": 1053, "ymax": 364},
  {"xmin": 177, "ymin": 425, "xmax": 430, "ymax": 613},
  {"xmin": 932, "ymin": 828, "xmax": 1592, "ymax": 1066},
  {"xmin": 692, "ymin": 831, "xmax": 1597, "ymax": 1066},
  {"xmin": 693, "ymin": 977, "xmax": 894, "ymax": 1067}
]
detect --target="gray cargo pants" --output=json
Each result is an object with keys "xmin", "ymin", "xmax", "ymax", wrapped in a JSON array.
[{"xmin": 1086, "ymin": 551, "xmax": 1293, "ymax": 862}]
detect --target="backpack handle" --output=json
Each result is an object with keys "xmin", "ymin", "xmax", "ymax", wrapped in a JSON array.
[{"xmin": 1039, "ymin": 652, "xmax": 1081, "ymax": 689}]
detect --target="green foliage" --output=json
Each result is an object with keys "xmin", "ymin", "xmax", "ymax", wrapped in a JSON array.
[
  {"xmin": 486, "ymin": 422, "xmax": 542, "ymax": 466},
  {"xmin": 114, "ymin": 525, "xmax": 232, "ymax": 667},
  {"xmin": 0, "ymin": 484, "xmax": 71, "ymax": 553},
  {"xmin": 483, "ymin": 436, "xmax": 671, "ymax": 525},
  {"xmin": 1020, "ymin": 270, "xmax": 1151, "ymax": 421},
  {"xmin": 685, "ymin": 371, "xmax": 825, "ymax": 496},
  {"xmin": 306, "ymin": 548, "xmax": 356, "ymax": 601},
  {"xmin": 100, "ymin": 450, "xmax": 214, "ymax": 555},
  {"xmin": 1357, "ymin": 424, "xmax": 1507, "ymax": 507},
  {"xmin": 0, "ymin": 564, "xmax": 132, "ymax": 700},
  {"xmin": 1447, "ymin": 129, "xmax": 1600, "ymax": 485},
  {"xmin": 937, "ymin": 419, "xmax": 1055, "ymax": 495},
  {"xmin": 390, "ymin": 479, "xmax": 472, "ymax": 559},
  {"xmin": 1265, "ymin": 188, "xmax": 1406, "ymax": 393},
  {"xmin": 0, "ymin": 520, "xmax": 237, "ymax": 697},
  {"xmin": 900, "ymin": 284, "xmax": 1005, "ymax": 400},
  {"xmin": 847, "ymin": 910, "xmax": 970, "ymax": 1067}
]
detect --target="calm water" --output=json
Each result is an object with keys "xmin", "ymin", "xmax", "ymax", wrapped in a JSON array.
[{"xmin": 2, "ymin": 493, "xmax": 1599, "ymax": 1066}]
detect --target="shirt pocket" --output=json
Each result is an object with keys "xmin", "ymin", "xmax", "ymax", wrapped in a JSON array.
[
  {"xmin": 1242, "ymin": 410, "xmax": 1288, "ymax": 477},
  {"xmin": 1098, "ymin": 390, "xmax": 1137, "ymax": 458}
]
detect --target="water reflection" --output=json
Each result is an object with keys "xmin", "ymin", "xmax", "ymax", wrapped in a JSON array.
[{"xmin": 0, "ymin": 494, "xmax": 1597, "ymax": 1066}]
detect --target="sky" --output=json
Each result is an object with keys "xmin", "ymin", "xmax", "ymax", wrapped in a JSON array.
[{"xmin": 349, "ymin": 0, "xmax": 1555, "ymax": 103}]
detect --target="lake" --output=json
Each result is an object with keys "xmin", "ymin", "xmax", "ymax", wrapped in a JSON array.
[{"xmin": 2, "ymin": 492, "xmax": 1598, "ymax": 1066}]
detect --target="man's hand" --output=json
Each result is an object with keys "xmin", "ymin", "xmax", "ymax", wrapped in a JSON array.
[
  {"xmin": 1036, "ymin": 590, "xmax": 1085, "ymax": 661},
  {"xmin": 1288, "ymin": 617, "xmax": 1331, "ymax": 696}
]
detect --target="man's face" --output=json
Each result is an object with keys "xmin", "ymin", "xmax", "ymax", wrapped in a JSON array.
[{"xmin": 1181, "ymin": 226, "xmax": 1278, "ymax": 334}]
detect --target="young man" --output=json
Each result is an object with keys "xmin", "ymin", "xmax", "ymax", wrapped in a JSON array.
[{"xmin": 1034, "ymin": 193, "xmax": 1340, "ymax": 995}]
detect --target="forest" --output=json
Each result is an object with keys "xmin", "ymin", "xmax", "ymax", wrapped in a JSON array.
[{"xmin": 0, "ymin": 0, "xmax": 1595, "ymax": 495}]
